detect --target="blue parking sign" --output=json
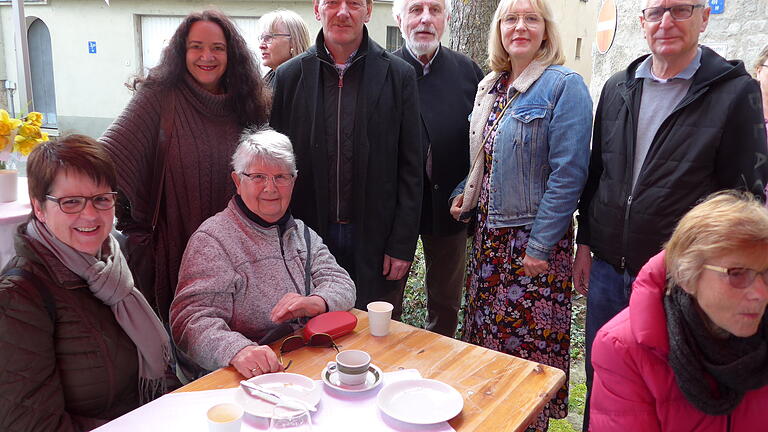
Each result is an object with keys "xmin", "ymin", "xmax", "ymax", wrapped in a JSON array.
[
  {"xmin": 88, "ymin": 41, "xmax": 97, "ymax": 54},
  {"xmin": 708, "ymin": 0, "xmax": 724, "ymax": 14}
]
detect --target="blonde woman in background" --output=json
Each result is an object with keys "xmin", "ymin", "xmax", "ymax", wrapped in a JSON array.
[
  {"xmin": 449, "ymin": 0, "xmax": 592, "ymax": 430},
  {"xmin": 258, "ymin": 10, "xmax": 311, "ymax": 87}
]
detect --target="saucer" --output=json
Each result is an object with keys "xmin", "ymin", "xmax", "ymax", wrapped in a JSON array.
[{"xmin": 321, "ymin": 363, "xmax": 383, "ymax": 392}]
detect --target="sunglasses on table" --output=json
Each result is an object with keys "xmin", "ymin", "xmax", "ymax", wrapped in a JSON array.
[{"xmin": 278, "ymin": 333, "xmax": 339, "ymax": 371}]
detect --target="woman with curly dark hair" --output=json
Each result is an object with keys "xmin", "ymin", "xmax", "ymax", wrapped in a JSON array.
[{"xmin": 101, "ymin": 9, "xmax": 269, "ymax": 321}]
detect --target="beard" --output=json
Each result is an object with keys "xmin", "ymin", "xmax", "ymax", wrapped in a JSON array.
[{"xmin": 403, "ymin": 25, "xmax": 440, "ymax": 58}]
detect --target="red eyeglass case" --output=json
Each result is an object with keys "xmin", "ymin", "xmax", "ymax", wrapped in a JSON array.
[{"xmin": 303, "ymin": 311, "xmax": 358, "ymax": 340}]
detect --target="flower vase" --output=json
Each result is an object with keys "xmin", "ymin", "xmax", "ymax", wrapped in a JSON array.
[{"xmin": 0, "ymin": 169, "xmax": 18, "ymax": 202}]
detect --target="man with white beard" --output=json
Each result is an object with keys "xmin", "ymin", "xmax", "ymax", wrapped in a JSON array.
[{"xmin": 388, "ymin": 0, "xmax": 483, "ymax": 337}]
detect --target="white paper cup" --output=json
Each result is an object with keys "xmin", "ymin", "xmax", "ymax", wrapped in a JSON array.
[
  {"xmin": 207, "ymin": 403, "xmax": 243, "ymax": 432},
  {"xmin": 367, "ymin": 301, "xmax": 394, "ymax": 337}
]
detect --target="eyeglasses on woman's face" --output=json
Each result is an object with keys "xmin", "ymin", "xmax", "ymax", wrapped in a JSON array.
[
  {"xmin": 45, "ymin": 192, "xmax": 118, "ymax": 214},
  {"xmin": 641, "ymin": 4, "xmax": 704, "ymax": 22},
  {"xmin": 702, "ymin": 264, "xmax": 768, "ymax": 289},
  {"xmin": 259, "ymin": 33, "xmax": 292, "ymax": 45},
  {"xmin": 241, "ymin": 172, "xmax": 296, "ymax": 187},
  {"xmin": 500, "ymin": 13, "xmax": 543, "ymax": 29}
]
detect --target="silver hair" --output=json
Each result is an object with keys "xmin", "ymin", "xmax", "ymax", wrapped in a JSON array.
[
  {"xmin": 392, "ymin": 0, "xmax": 452, "ymax": 21},
  {"xmin": 231, "ymin": 127, "xmax": 297, "ymax": 176}
]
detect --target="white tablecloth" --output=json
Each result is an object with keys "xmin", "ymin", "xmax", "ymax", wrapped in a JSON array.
[
  {"xmin": 95, "ymin": 369, "xmax": 456, "ymax": 432},
  {"xmin": 0, "ymin": 177, "xmax": 30, "ymax": 268}
]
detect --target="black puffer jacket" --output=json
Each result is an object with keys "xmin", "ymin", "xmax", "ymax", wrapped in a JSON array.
[
  {"xmin": 0, "ymin": 226, "xmax": 140, "ymax": 431},
  {"xmin": 577, "ymin": 46, "xmax": 768, "ymax": 275}
]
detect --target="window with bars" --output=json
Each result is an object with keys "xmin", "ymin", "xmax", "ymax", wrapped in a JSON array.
[{"xmin": 386, "ymin": 26, "xmax": 404, "ymax": 52}]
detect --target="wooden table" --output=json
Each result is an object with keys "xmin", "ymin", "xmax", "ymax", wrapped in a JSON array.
[{"xmin": 176, "ymin": 309, "xmax": 566, "ymax": 432}]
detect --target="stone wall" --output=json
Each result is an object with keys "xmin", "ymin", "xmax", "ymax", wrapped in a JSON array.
[{"xmin": 590, "ymin": 0, "xmax": 768, "ymax": 99}]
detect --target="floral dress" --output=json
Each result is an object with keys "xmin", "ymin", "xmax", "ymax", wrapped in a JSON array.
[{"xmin": 462, "ymin": 73, "xmax": 573, "ymax": 432}]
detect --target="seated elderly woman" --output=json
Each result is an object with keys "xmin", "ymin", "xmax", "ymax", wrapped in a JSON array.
[
  {"xmin": 170, "ymin": 128, "xmax": 355, "ymax": 379},
  {"xmin": 590, "ymin": 191, "xmax": 768, "ymax": 431},
  {"xmin": 0, "ymin": 135, "xmax": 174, "ymax": 431}
]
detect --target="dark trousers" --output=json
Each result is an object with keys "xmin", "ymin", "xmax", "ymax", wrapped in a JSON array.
[
  {"xmin": 389, "ymin": 230, "xmax": 467, "ymax": 337},
  {"xmin": 582, "ymin": 258, "xmax": 635, "ymax": 431},
  {"xmin": 325, "ymin": 223, "xmax": 356, "ymax": 280}
]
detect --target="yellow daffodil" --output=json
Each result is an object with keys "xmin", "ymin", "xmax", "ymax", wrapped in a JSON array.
[
  {"xmin": 25, "ymin": 112, "xmax": 44, "ymax": 127},
  {"xmin": 0, "ymin": 110, "xmax": 22, "ymax": 152}
]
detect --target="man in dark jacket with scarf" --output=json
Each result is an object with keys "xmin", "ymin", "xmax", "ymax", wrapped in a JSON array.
[
  {"xmin": 574, "ymin": 1, "xmax": 768, "ymax": 428},
  {"xmin": 270, "ymin": 0, "xmax": 422, "ymax": 308},
  {"xmin": 388, "ymin": 0, "xmax": 483, "ymax": 336}
]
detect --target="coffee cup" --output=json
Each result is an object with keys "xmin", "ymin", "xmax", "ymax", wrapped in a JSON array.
[
  {"xmin": 207, "ymin": 402, "xmax": 243, "ymax": 432},
  {"xmin": 327, "ymin": 349, "xmax": 371, "ymax": 386},
  {"xmin": 367, "ymin": 301, "xmax": 394, "ymax": 336}
]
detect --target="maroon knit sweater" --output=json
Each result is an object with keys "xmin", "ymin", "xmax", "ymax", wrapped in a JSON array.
[{"xmin": 100, "ymin": 76, "xmax": 243, "ymax": 320}]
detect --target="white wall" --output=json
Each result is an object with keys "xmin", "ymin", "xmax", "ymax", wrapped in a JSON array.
[{"xmin": 549, "ymin": 0, "xmax": 599, "ymax": 85}]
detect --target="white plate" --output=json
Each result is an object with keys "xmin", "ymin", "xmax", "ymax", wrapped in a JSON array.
[
  {"xmin": 235, "ymin": 372, "xmax": 322, "ymax": 418},
  {"xmin": 321, "ymin": 363, "xmax": 383, "ymax": 392},
  {"xmin": 376, "ymin": 378, "xmax": 463, "ymax": 424}
]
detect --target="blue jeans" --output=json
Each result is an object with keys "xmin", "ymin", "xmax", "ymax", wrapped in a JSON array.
[
  {"xmin": 582, "ymin": 258, "xmax": 635, "ymax": 431},
  {"xmin": 326, "ymin": 223, "xmax": 355, "ymax": 280}
]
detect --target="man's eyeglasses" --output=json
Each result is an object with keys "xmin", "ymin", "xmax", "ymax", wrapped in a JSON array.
[
  {"xmin": 500, "ymin": 13, "xmax": 544, "ymax": 28},
  {"xmin": 259, "ymin": 33, "xmax": 292, "ymax": 44},
  {"xmin": 702, "ymin": 264, "xmax": 768, "ymax": 289},
  {"xmin": 279, "ymin": 333, "xmax": 339, "ymax": 371},
  {"xmin": 241, "ymin": 172, "xmax": 295, "ymax": 187},
  {"xmin": 642, "ymin": 4, "xmax": 704, "ymax": 22},
  {"xmin": 45, "ymin": 192, "xmax": 118, "ymax": 214}
]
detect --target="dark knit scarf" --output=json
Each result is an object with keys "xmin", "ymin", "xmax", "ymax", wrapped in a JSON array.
[
  {"xmin": 664, "ymin": 285, "xmax": 768, "ymax": 415},
  {"xmin": 234, "ymin": 194, "xmax": 290, "ymax": 232}
]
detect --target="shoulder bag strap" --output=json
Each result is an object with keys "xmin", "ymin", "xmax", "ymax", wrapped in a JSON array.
[
  {"xmin": 303, "ymin": 224, "xmax": 312, "ymax": 296},
  {"xmin": 150, "ymin": 91, "xmax": 176, "ymax": 231},
  {"xmin": 3, "ymin": 268, "xmax": 56, "ymax": 323}
]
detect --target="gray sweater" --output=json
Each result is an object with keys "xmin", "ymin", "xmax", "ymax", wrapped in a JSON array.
[{"xmin": 169, "ymin": 199, "xmax": 356, "ymax": 371}]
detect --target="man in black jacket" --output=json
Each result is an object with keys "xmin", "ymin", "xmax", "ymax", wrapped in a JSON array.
[
  {"xmin": 575, "ymin": 1, "xmax": 768, "ymax": 428},
  {"xmin": 388, "ymin": 0, "xmax": 483, "ymax": 336},
  {"xmin": 270, "ymin": 0, "xmax": 422, "ymax": 308}
]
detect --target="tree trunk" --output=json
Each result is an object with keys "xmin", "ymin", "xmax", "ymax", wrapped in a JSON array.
[{"xmin": 449, "ymin": 0, "xmax": 497, "ymax": 72}]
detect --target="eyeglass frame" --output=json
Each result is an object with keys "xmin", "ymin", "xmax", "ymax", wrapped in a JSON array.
[
  {"xmin": 259, "ymin": 33, "xmax": 292, "ymax": 44},
  {"xmin": 278, "ymin": 333, "xmax": 340, "ymax": 371},
  {"xmin": 45, "ymin": 192, "xmax": 118, "ymax": 214},
  {"xmin": 641, "ymin": 4, "xmax": 705, "ymax": 22},
  {"xmin": 500, "ymin": 12, "xmax": 544, "ymax": 29},
  {"xmin": 320, "ymin": 0, "xmax": 367, "ymax": 12},
  {"xmin": 702, "ymin": 264, "xmax": 768, "ymax": 289},
  {"xmin": 240, "ymin": 172, "xmax": 296, "ymax": 187}
]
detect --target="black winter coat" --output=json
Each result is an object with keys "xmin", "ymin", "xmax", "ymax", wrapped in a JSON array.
[
  {"xmin": 393, "ymin": 45, "xmax": 484, "ymax": 236},
  {"xmin": 270, "ymin": 28, "xmax": 423, "ymax": 306},
  {"xmin": 577, "ymin": 46, "xmax": 768, "ymax": 275},
  {"xmin": 0, "ymin": 227, "xmax": 140, "ymax": 431}
]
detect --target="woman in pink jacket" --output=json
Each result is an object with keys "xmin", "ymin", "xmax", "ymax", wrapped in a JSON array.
[{"xmin": 590, "ymin": 191, "xmax": 768, "ymax": 432}]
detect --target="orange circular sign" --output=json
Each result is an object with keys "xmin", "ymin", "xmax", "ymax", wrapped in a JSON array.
[{"xmin": 596, "ymin": 0, "xmax": 617, "ymax": 54}]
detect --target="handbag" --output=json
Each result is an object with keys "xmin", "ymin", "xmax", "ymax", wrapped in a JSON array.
[{"xmin": 116, "ymin": 92, "xmax": 176, "ymax": 317}]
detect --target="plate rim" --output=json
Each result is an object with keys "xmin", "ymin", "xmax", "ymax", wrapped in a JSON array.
[
  {"xmin": 376, "ymin": 378, "xmax": 464, "ymax": 424},
  {"xmin": 321, "ymin": 363, "xmax": 383, "ymax": 393},
  {"xmin": 236, "ymin": 372, "xmax": 322, "ymax": 418}
]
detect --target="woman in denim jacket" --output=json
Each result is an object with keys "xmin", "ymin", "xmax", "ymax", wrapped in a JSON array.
[{"xmin": 450, "ymin": 0, "xmax": 592, "ymax": 430}]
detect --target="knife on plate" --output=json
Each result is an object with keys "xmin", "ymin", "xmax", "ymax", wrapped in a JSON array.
[{"xmin": 239, "ymin": 380, "xmax": 317, "ymax": 412}]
